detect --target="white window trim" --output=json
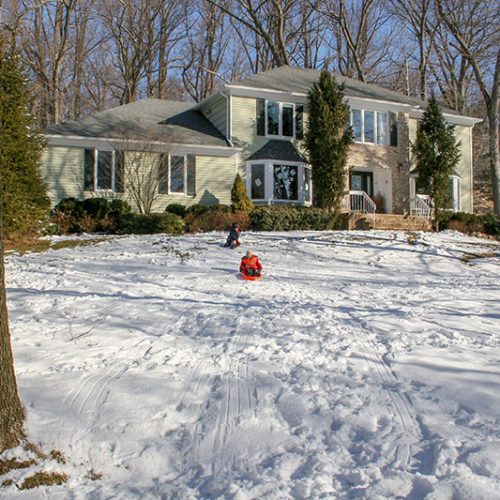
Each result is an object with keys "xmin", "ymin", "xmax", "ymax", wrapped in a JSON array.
[
  {"xmin": 351, "ymin": 108, "xmax": 389, "ymax": 146},
  {"xmin": 88, "ymin": 148, "xmax": 118, "ymax": 193},
  {"xmin": 265, "ymin": 100, "xmax": 296, "ymax": 139},
  {"xmin": 166, "ymin": 154, "xmax": 188, "ymax": 196},
  {"xmin": 450, "ymin": 175, "xmax": 461, "ymax": 212},
  {"xmin": 246, "ymin": 160, "xmax": 311, "ymax": 205}
]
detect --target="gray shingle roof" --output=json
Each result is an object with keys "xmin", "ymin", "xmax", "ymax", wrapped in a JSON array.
[
  {"xmin": 232, "ymin": 66, "xmax": 464, "ymax": 115},
  {"xmin": 46, "ymin": 99, "xmax": 229, "ymax": 147},
  {"xmin": 247, "ymin": 140, "xmax": 306, "ymax": 163}
]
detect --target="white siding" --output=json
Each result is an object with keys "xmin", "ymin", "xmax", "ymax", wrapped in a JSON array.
[
  {"xmin": 200, "ymin": 94, "xmax": 227, "ymax": 138},
  {"xmin": 41, "ymin": 147, "xmax": 84, "ymax": 206}
]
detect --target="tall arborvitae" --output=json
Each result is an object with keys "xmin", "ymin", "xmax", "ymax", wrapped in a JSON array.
[
  {"xmin": 0, "ymin": 36, "xmax": 49, "ymax": 241},
  {"xmin": 231, "ymin": 173, "xmax": 254, "ymax": 212},
  {"xmin": 412, "ymin": 97, "xmax": 461, "ymax": 227},
  {"xmin": 304, "ymin": 71, "xmax": 354, "ymax": 211}
]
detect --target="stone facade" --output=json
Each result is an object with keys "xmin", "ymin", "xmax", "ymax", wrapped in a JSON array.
[
  {"xmin": 391, "ymin": 113, "xmax": 411, "ymax": 214},
  {"xmin": 347, "ymin": 112, "xmax": 411, "ymax": 214}
]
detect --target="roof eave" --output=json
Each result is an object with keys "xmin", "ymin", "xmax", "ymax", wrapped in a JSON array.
[{"xmin": 45, "ymin": 134, "xmax": 241, "ymax": 156}]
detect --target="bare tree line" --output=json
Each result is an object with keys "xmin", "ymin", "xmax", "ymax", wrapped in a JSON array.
[{"xmin": 1, "ymin": 0, "xmax": 499, "ymax": 212}]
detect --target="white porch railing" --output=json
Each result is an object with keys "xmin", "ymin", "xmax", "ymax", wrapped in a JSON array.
[
  {"xmin": 349, "ymin": 190, "xmax": 376, "ymax": 214},
  {"xmin": 349, "ymin": 190, "xmax": 376, "ymax": 222},
  {"xmin": 410, "ymin": 194, "xmax": 432, "ymax": 217}
]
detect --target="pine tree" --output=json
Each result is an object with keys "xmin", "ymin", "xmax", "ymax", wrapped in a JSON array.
[
  {"xmin": 231, "ymin": 173, "xmax": 254, "ymax": 212},
  {"xmin": 0, "ymin": 36, "xmax": 49, "ymax": 241},
  {"xmin": 0, "ymin": 36, "xmax": 47, "ymax": 452},
  {"xmin": 304, "ymin": 71, "xmax": 354, "ymax": 211},
  {"xmin": 412, "ymin": 97, "xmax": 461, "ymax": 227}
]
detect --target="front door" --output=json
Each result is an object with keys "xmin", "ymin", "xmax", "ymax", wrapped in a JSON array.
[{"xmin": 350, "ymin": 171, "xmax": 373, "ymax": 197}]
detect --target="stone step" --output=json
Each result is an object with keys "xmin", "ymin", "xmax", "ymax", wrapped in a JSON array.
[{"xmin": 350, "ymin": 213, "xmax": 432, "ymax": 231}]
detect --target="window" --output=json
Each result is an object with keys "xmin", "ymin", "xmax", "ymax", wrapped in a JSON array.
[
  {"xmin": 351, "ymin": 109, "xmax": 389, "ymax": 145},
  {"xmin": 267, "ymin": 101, "xmax": 280, "ymax": 136},
  {"xmin": 377, "ymin": 112, "xmax": 388, "ymax": 145},
  {"xmin": 251, "ymin": 164, "xmax": 265, "ymax": 199},
  {"xmin": 273, "ymin": 165, "xmax": 298, "ymax": 201},
  {"xmin": 352, "ymin": 109, "xmax": 362, "ymax": 141},
  {"xmin": 282, "ymin": 104, "xmax": 294, "ymax": 137},
  {"xmin": 158, "ymin": 154, "xmax": 169, "ymax": 194},
  {"xmin": 97, "ymin": 151, "xmax": 113, "ymax": 190},
  {"xmin": 450, "ymin": 175, "xmax": 461, "ymax": 212},
  {"xmin": 84, "ymin": 149, "xmax": 124, "ymax": 192},
  {"xmin": 247, "ymin": 162, "xmax": 310, "ymax": 204},
  {"xmin": 170, "ymin": 155, "xmax": 185, "ymax": 194},
  {"xmin": 158, "ymin": 154, "xmax": 187, "ymax": 195},
  {"xmin": 266, "ymin": 101, "xmax": 296, "ymax": 137},
  {"xmin": 304, "ymin": 167, "xmax": 312, "ymax": 203}
]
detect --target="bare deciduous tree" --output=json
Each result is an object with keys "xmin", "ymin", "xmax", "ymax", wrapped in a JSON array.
[
  {"xmin": 436, "ymin": 0, "xmax": 500, "ymax": 215},
  {"xmin": 387, "ymin": 0, "xmax": 436, "ymax": 100},
  {"xmin": 110, "ymin": 129, "xmax": 177, "ymax": 214},
  {"xmin": 182, "ymin": 0, "xmax": 230, "ymax": 102},
  {"xmin": 313, "ymin": 0, "xmax": 394, "ymax": 83},
  {"xmin": 19, "ymin": 0, "xmax": 79, "ymax": 125}
]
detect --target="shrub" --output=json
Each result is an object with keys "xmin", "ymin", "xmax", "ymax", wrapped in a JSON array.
[
  {"xmin": 185, "ymin": 208, "xmax": 250, "ymax": 233},
  {"xmin": 165, "ymin": 203, "xmax": 187, "ymax": 218},
  {"xmin": 119, "ymin": 213, "xmax": 185, "ymax": 235},
  {"xmin": 51, "ymin": 197, "xmax": 133, "ymax": 234},
  {"xmin": 54, "ymin": 197, "xmax": 84, "ymax": 217},
  {"xmin": 250, "ymin": 206, "xmax": 347, "ymax": 231},
  {"xmin": 82, "ymin": 197, "xmax": 111, "ymax": 220},
  {"xmin": 483, "ymin": 213, "xmax": 500, "ymax": 236},
  {"xmin": 109, "ymin": 199, "xmax": 132, "ymax": 216},
  {"xmin": 438, "ymin": 211, "xmax": 500, "ymax": 236},
  {"xmin": 231, "ymin": 174, "xmax": 254, "ymax": 212},
  {"xmin": 185, "ymin": 204, "xmax": 231, "ymax": 217}
]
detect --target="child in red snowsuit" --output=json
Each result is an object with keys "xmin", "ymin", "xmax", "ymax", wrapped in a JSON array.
[{"xmin": 240, "ymin": 250, "xmax": 262, "ymax": 277}]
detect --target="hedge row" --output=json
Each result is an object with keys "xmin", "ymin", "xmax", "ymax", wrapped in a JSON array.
[
  {"xmin": 438, "ymin": 211, "xmax": 500, "ymax": 236},
  {"xmin": 249, "ymin": 206, "xmax": 348, "ymax": 231},
  {"xmin": 48, "ymin": 198, "xmax": 499, "ymax": 237},
  {"xmin": 49, "ymin": 198, "xmax": 184, "ymax": 235}
]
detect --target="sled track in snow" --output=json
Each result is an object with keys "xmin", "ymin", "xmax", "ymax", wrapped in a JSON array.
[
  {"xmin": 341, "ymin": 316, "xmax": 424, "ymax": 472},
  {"xmin": 60, "ymin": 337, "xmax": 153, "ymax": 452}
]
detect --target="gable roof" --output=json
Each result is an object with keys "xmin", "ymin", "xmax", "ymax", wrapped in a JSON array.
[
  {"xmin": 226, "ymin": 66, "xmax": 480, "ymax": 123},
  {"xmin": 46, "ymin": 99, "xmax": 230, "ymax": 147},
  {"xmin": 230, "ymin": 66, "xmax": 421, "ymax": 105},
  {"xmin": 247, "ymin": 140, "xmax": 306, "ymax": 163}
]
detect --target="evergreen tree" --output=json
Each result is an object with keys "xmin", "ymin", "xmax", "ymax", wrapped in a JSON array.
[
  {"xmin": 231, "ymin": 173, "xmax": 254, "ymax": 212},
  {"xmin": 0, "ymin": 37, "xmax": 49, "ymax": 240},
  {"xmin": 412, "ymin": 97, "xmax": 461, "ymax": 227},
  {"xmin": 304, "ymin": 71, "xmax": 354, "ymax": 211}
]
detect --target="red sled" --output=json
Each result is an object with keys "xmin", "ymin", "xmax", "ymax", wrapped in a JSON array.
[{"xmin": 241, "ymin": 272, "xmax": 262, "ymax": 281}]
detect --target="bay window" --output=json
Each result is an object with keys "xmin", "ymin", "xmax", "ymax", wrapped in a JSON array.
[
  {"xmin": 250, "ymin": 163, "xmax": 266, "ymax": 199},
  {"xmin": 247, "ymin": 161, "xmax": 310, "ymax": 204},
  {"xmin": 273, "ymin": 165, "xmax": 298, "ymax": 200}
]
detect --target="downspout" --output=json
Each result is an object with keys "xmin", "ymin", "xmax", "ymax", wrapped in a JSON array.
[
  {"xmin": 470, "ymin": 124, "xmax": 475, "ymax": 213},
  {"xmin": 221, "ymin": 90, "xmax": 233, "ymax": 148}
]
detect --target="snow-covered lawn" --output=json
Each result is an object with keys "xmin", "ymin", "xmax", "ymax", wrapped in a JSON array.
[{"xmin": 3, "ymin": 230, "xmax": 500, "ymax": 498}]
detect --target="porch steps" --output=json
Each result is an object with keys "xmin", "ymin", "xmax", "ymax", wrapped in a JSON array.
[{"xmin": 351, "ymin": 213, "xmax": 432, "ymax": 232}]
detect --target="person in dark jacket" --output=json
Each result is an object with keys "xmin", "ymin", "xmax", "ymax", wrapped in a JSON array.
[
  {"xmin": 240, "ymin": 250, "xmax": 262, "ymax": 277},
  {"xmin": 224, "ymin": 223, "xmax": 241, "ymax": 248}
]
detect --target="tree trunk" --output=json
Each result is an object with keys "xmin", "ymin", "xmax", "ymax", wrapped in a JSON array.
[
  {"xmin": 0, "ymin": 243, "xmax": 25, "ymax": 452},
  {"xmin": 487, "ymin": 106, "xmax": 500, "ymax": 216}
]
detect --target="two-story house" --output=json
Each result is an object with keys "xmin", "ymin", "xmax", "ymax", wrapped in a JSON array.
[{"xmin": 42, "ymin": 66, "xmax": 481, "ymax": 216}]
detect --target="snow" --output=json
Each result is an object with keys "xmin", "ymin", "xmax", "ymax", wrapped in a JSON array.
[{"xmin": 2, "ymin": 230, "xmax": 500, "ymax": 498}]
